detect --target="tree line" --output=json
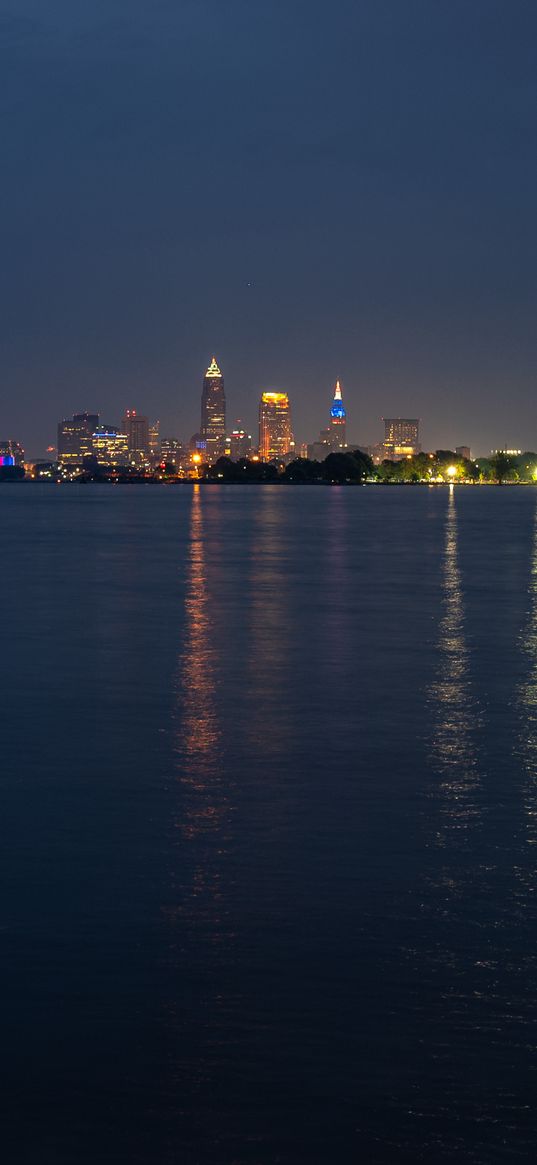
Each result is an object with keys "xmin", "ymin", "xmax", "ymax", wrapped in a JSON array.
[{"xmin": 203, "ymin": 449, "xmax": 537, "ymax": 485}]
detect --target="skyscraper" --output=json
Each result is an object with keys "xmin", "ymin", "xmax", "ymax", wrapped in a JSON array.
[
  {"xmin": 57, "ymin": 413, "xmax": 99, "ymax": 465},
  {"xmin": 148, "ymin": 420, "xmax": 160, "ymax": 463},
  {"xmin": 329, "ymin": 379, "xmax": 347, "ymax": 448},
  {"xmin": 258, "ymin": 392, "xmax": 292, "ymax": 460},
  {"xmin": 201, "ymin": 357, "xmax": 226, "ymax": 461},
  {"xmin": 123, "ymin": 410, "xmax": 150, "ymax": 464},
  {"xmin": 383, "ymin": 418, "xmax": 420, "ymax": 459}
]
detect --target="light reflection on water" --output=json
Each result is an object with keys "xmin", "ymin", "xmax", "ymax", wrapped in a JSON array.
[
  {"xmin": 429, "ymin": 485, "xmax": 482, "ymax": 847},
  {"xmin": 7, "ymin": 485, "xmax": 537, "ymax": 1161},
  {"xmin": 516, "ymin": 496, "xmax": 537, "ymax": 879},
  {"xmin": 167, "ymin": 487, "xmax": 234, "ymax": 1012}
]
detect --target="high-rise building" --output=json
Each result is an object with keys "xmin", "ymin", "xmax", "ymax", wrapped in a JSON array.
[
  {"xmin": 383, "ymin": 418, "xmax": 420, "ymax": 460},
  {"xmin": 57, "ymin": 413, "xmax": 99, "ymax": 465},
  {"xmin": 201, "ymin": 357, "xmax": 226, "ymax": 460},
  {"xmin": 92, "ymin": 425, "xmax": 129, "ymax": 466},
  {"xmin": 149, "ymin": 420, "xmax": 160, "ymax": 463},
  {"xmin": 227, "ymin": 423, "xmax": 254, "ymax": 460},
  {"xmin": 329, "ymin": 380, "xmax": 347, "ymax": 448},
  {"xmin": 123, "ymin": 410, "xmax": 150, "ymax": 463},
  {"xmin": 455, "ymin": 445, "xmax": 471, "ymax": 460},
  {"xmin": 258, "ymin": 392, "xmax": 292, "ymax": 460},
  {"xmin": 160, "ymin": 438, "xmax": 185, "ymax": 467}
]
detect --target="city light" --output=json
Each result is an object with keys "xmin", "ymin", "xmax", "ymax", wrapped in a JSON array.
[{"xmin": 447, "ymin": 465, "xmax": 457, "ymax": 478}]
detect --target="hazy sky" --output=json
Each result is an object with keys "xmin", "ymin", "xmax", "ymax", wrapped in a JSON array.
[{"xmin": 2, "ymin": 0, "xmax": 537, "ymax": 455}]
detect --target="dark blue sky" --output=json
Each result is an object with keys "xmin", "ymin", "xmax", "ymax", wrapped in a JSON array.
[{"xmin": 2, "ymin": 0, "xmax": 537, "ymax": 455}]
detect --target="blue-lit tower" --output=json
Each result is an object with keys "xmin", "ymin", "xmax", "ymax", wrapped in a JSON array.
[{"xmin": 329, "ymin": 380, "xmax": 346, "ymax": 448}]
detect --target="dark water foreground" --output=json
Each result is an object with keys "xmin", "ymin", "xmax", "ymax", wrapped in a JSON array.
[{"xmin": 2, "ymin": 484, "xmax": 537, "ymax": 1164}]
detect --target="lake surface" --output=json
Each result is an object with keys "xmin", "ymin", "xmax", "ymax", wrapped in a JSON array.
[{"xmin": 2, "ymin": 483, "xmax": 537, "ymax": 1163}]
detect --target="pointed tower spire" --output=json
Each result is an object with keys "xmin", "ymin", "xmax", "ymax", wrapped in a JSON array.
[
  {"xmin": 206, "ymin": 356, "xmax": 222, "ymax": 378},
  {"xmin": 334, "ymin": 379, "xmax": 342, "ymax": 401}
]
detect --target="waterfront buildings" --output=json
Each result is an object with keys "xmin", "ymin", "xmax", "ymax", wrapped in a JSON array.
[
  {"xmin": 201, "ymin": 357, "xmax": 226, "ymax": 460},
  {"xmin": 258, "ymin": 392, "xmax": 293, "ymax": 460},
  {"xmin": 383, "ymin": 418, "xmax": 421, "ymax": 459},
  {"xmin": 57, "ymin": 413, "xmax": 99, "ymax": 465},
  {"xmin": 455, "ymin": 445, "xmax": 471, "ymax": 460}
]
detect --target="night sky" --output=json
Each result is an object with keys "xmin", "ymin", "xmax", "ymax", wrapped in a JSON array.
[{"xmin": 3, "ymin": 0, "xmax": 537, "ymax": 456}]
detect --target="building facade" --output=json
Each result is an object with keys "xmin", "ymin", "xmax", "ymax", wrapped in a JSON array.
[
  {"xmin": 383, "ymin": 418, "xmax": 421, "ymax": 460},
  {"xmin": 57, "ymin": 413, "xmax": 99, "ymax": 465},
  {"xmin": 160, "ymin": 438, "xmax": 185, "ymax": 467},
  {"xmin": 92, "ymin": 426, "xmax": 129, "ymax": 466},
  {"xmin": 227, "ymin": 424, "xmax": 254, "ymax": 460},
  {"xmin": 201, "ymin": 357, "xmax": 226, "ymax": 461},
  {"xmin": 149, "ymin": 421, "xmax": 160, "ymax": 463},
  {"xmin": 258, "ymin": 392, "xmax": 292, "ymax": 460}
]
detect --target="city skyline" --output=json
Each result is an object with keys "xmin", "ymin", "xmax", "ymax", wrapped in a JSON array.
[
  {"xmin": 2, "ymin": 347, "xmax": 535, "ymax": 460},
  {"xmin": 9, "ymin": 365, "xmax": 447, "ymax": 464}
]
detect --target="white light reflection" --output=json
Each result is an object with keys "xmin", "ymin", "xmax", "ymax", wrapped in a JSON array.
[{"xmin": 429, "ymin": 485, "xmax": 481, "ymax": 848}]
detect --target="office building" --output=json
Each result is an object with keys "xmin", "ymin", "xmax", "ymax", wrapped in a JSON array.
[
  {"xmin": 92, "ymin": 426, "xmax": 129, "ymax": 467},
  {"xmin": 258, "ymin": 392, "xmax": 292, "ymax": 460},
  {"xmin": 227, "ymin": 424, "xmax": 254, "ymax": 460},
  {"xmin": 383, "ymin": 418, "xmax": 421, "ymax": 460},
  {"xmin": 201, "ymin": 357, "xmax": 226, "ymax": 460},
  {"xmin": 329, "ymin": 380, "xmax": 347, "ymax": 448},
  {"xmin": 161, "ymin": 438, "xmax": 185, "ymax": 467},
  {"xmin": 149, "ymin": 421, "xmax": 160, "ymax": 463},
  {"xmin": 455, "ymin": 446, "xmax": 471, "ymax": 460},
  {"xmin": 123, "ymin": 410, "xmax": 150, "ymax": 463},
  {"xmin": 57, "ymin": 413, "xmax": 99, "ymax": 465}
]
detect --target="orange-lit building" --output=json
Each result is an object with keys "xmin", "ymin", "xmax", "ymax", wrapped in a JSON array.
[{"xmin": 258, "ymin": 392, "xmax": 292, "ymax": 460}]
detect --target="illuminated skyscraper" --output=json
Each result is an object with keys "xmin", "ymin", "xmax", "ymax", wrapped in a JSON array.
[
  {"xmin": 383, "ymin": 418, "xmax": 420, "ymax": 459},
  {"xmin": 329, "ymin": 379, "xmax": 347, "ymax": 448},
  {"xmin": 201, "ymin": 357, "xmax": 226, "ymax": 460},
  {"xmin": 57, "ymin": 413, "xmax": 99, "ymax": 465},
  {"xmin": 258, "ymin": 392, "xmax": 292, "ymax": 460}
]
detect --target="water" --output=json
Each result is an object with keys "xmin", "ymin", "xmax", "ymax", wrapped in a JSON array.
[{"xmin": 2, "ymin": 483, "xmax": 537, "ymax": 1163}]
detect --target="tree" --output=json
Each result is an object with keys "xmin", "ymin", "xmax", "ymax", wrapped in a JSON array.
[
  {"xmin": 283, "ymin": 458, "xmax": 322, "ymax": 483},
  {"xmin": 321, "ymin": 451, "xmax": 371, "ymax": 484},
  {"xmin": 490, "ymin": 451, "xmax": 516, "ymax": 485}
]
